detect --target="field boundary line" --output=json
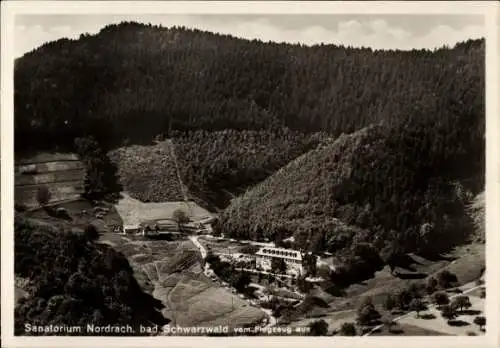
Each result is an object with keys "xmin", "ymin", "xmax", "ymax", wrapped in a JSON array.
[{"xmin": 165, "ymin": 139, "xmax": 192, "ymax": 215}]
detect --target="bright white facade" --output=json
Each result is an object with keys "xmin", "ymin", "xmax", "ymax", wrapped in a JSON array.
[
  {"xmin": 255, "ymin": 247, "xmax": 304, "ymax": 277},
  {"xmin": 123, "ymin": 224, "xmax": 141, "ymax": 234}
]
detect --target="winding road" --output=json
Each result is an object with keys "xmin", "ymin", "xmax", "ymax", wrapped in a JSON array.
[{"xmin": 188, "ymin": 235, "xmax": 278, "ymax": 328}]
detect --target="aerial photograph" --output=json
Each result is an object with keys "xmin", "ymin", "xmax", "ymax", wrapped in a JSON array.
[{"xmin": 10, "ymin": 8, "xmax": 487, "ymax": 338}]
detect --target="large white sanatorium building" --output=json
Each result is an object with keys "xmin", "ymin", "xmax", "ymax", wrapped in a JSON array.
[{"xmin": 255, "ymin": 247, "xmax": 304, "ymax": 276}]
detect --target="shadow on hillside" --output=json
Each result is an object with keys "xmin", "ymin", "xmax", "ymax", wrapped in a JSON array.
[
  {"xmin": 392, "ymin": 253, "xmax": 421, "ymax": 272},
  {"xmin": 330, "ymin": 262, "xmax": 386, "ymax": 288},
  {"xmin": 418, "ymin": 252, "xmax": 456, "ymax": 262},
  {"xmin": 146, "ymin": 234, "xmax": 183, "ymax": 241},
  {"xmin": 460, "ymin": 309, "xmax": 482, "ymax": 316},
  {"xmin": 388, "ymin": 328, "xmax": 405, "ymax": 335},
  {"xmin": 394, "ymin": 271, "xmax": 427, "ymax": 280},
  {"xmin": 100, "ymin": 243, "xmax": 170, "ymax": 329},
  {"xmin": 44, "ymin": 206, "xmax": 72, "ymax": 221},
  {"xmin": 420, "ymin": 313, "xmax": 437, "ymax": 320},
  {"xmin": 448, "ymin": 319, "xmax": 470, "ymax": 327}
]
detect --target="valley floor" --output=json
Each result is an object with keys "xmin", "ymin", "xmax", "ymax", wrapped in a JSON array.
[
  {"xmin": 17, "ymin": 189, "xmax": 485, "ymax": 337},
  {"xmin": 98, "ymin": 232, "xmax": 266, "ymax": 331}
]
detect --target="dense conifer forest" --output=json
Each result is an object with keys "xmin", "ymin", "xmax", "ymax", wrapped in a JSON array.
[
  {"xmin": 14, "ymin": 22, "xmax": 485, "ymax": 215},
  {"xmin": 15, "ymin": 21, "xmax": 483, "ymax": 154},
  {"xmin": 172, "ymin": 129, "xmax": 327, "ymax": 208},
  {"xmin": 218, "ymin": 124, "xmax": 479, "ymax": 258}
]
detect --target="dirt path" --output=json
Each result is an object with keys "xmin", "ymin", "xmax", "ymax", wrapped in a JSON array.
[
  {"xmin": 190, "ymin": 235, "xmax": 276, "ymax": 328},
  {"xmin": 164, "ymin": 139, "xmax": 191, "ymax": 214}
]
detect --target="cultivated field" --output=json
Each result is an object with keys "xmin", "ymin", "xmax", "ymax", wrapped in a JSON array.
[
  {"xmin": 108, "ymin": 141, "xmax": 185, "ymax": 202},
  {"xmin": 16, "ymin": 152, "xmax": 80, "ymax": 164},
  {"xmin": 288, "ymin": 309, "xmax": 358, "ymax": 335},
  {"xmin": 370, "ymin": 323, "xmax": 450, "ymax": 336},
  {"xmin": 15, "ymin": 152, "xmax": 85, "ymax": 208},
  {"xmin": 114, "ymin": 192, "xmax": 213, "ymax": 226},
  {"xmin": 23, "ymin": 199, "xmax": 123, "ymax": 233},
  {"xmin": 15, "ymin": 169, "xmax": 84, "ymax": 186},
  {"xmin": 98, "ymin": 233, "xmax": 265, "ymax": 330}
]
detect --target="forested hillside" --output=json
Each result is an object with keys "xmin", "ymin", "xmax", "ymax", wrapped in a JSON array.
[
  {"xmin": 14, "ymin": 21, "xmax": 484, "ymax": 253},
  {"xmin": 14, "ymin": 216, "xmax": 168, "ymax": 335},
  {"xmin": 172, "ymin": 129, "xmax": 327, "ymax": 208},
  {"xmin": 15, "ymin": 21, "xmax": 483, "ymax": 154},
  {"xmin": 218, "ymin": 123, "xmax": 481, "ymax": 258}
]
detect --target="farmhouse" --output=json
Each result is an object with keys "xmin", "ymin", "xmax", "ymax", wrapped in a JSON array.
[
  {"xmin": 123, "ymin": 223, "xmax": 141, "ymax": 234},
  {"xmin": 255, "ymin": 247, "xmax": 304, "ymax": 276}
]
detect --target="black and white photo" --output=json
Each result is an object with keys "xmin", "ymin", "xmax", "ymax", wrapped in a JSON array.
[{"xmin": 1, "ymin": 1, "xmax": 499, "ymax": 347}]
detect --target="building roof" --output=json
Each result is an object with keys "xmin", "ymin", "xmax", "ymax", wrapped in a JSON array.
[
  {"xmin": 124, "ymin": 224, "xmax": 140, "ymax": 230},
  {"xmin": 255, "ymin": 247, "xmax": 302, "ymax": 261}
]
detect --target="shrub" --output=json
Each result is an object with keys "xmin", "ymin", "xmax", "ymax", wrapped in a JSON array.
[
  {"xmin": 356, "ymin": 297, "xmax": 381, "ymax": 326},
  {"xmin": 433, "ymin": 291, "xmax": 450, "ymax": 307},
  {"xmin": 409, "ymin": 298, "xmax": 427, "ymax": 317},
  {"xmin": 480, "ymin": 289, "xmax": 486, "ymax": 298},
  {"xmin": 339, "ymin": 322, "xmax": 357, "ymax": 336},
  {"xmin": 172, "ymin": 209, "xmax": 190, "ymax": 231},
  {"xmin": 437, "ymin": 270, "xmax": 458, "ymax": 289},
  {"xmin": 36, "ymin": 186, "xmax": 51, "ymax": 206},
  {"xmin": 426, "ymin": 277, "xmax": 438, "ymax": 294},
  {"xmin": 382, "ymin": 317, "xmax": 395, "ymax": 330},
  {"xmin": 271, "ymin": 258, "xmax": 288, "ymax": 274},
  {"xmin": 240, "ymin": 245, "xmax": 260, "ymax": 255},
  {"xmin": 15, "ymin": 203, "xmax": 27, "ymax": 212},
  {"xmin": 55, "ymin": 207, "xmax": 70, "ymax": 219},
  {"xmin": 384, "ymin": 294, "xmax": 397, "ymax": 311},
  {"xmin": 440, "ymin": 305, "xmax": 456, "ymax": 322},
  {"xmin": 473, "ymin": 316, "xmax": 486, "ymax": 331},
  {"xmin": 450, "ymin": 295, "xmax": 471, "ymax": 312},
  {"xmin": 396, "ymin": 289, "xmax": 413, "ymax": 310},
  {"xmin": 408, "ymin": 283, "xmax": 426, "ymax": 299},
  {"xmin": 84, "ymin": 224, "xmax": 100, "ymax": 241},
  {"xmin": 308, "ymin": 319, "xmax": 329, "ymax": 336}
]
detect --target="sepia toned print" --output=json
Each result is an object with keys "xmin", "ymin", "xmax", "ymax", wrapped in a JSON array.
[{"xmin": 2, "ymin": 2, "xmax": 499, "ymax": 347}]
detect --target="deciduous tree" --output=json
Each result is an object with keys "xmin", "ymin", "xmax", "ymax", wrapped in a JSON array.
[
  {"xmin": 36, "ymin": 186, "xmax": 51, "ymax": 207},
  {"xmin": 473, "ymin": 316, "xmax": 486, "ymax": 331},
  {"xmin": 409, "ymin": 298, "xmax": 427, "ymax": 318},
  {"xmin": 339, "ymin": 322, "xmax": 357, "ymax": 336},
  {"xmin": 308, "ymin": 319, "xmax": 328, "ymax": 336}
]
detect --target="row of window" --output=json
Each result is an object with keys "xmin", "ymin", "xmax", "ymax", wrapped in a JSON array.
[
  {"xmin": 257, "ymin": 255, "xmax": 302, "ymax": 264},
  {"xmin": 261, "ymin": 249, "xmax": 299, "ymax": 258}
]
